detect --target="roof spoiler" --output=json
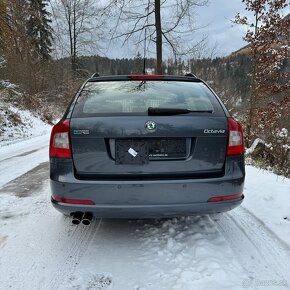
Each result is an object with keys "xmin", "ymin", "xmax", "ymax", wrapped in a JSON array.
[
  {"xmin": 184, "ymin": 73, "xmax": 197, "ymax": 78},
  {"xmin": 91, "ymin": 73, "xmax": 100, "ymax": 78}
]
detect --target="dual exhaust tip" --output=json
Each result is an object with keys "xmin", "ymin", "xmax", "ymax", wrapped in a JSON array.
[{"xmin": 72, "ymin": 212, "xmax": 93, "ymax": 225}]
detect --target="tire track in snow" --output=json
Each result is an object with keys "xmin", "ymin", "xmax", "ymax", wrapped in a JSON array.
[
  {"xmin": 0, "ymin": 145, "xmax": 47, "ymax": 163},
  {"xmin": 214, "ymin": 206, "xmax": 290, "ymax": 286},
  {"xmin": 45, "ymin": 219, "xmax": 102, "ymax": 290},
  {"xmin": 0, "ymin": 146, "xmax": 49, "ymax": 188}
]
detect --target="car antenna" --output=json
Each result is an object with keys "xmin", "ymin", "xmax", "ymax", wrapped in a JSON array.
[{"xmin": 143, "ymin": 32, "xmax": 146, "ymax": 75}]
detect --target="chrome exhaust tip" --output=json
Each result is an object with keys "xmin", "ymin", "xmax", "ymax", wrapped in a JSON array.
[
  {"xmin": 72, "ymin": 212, "xmax": 84, "ymax": 225},
  {"xmin": 82, "ymin": 212, "xmax": 93, "ymax": 225}
]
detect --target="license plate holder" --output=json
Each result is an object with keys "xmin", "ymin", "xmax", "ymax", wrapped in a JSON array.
[{"xmin": 115, "ymin": 139, "xmax": 149, "ymax": 165}]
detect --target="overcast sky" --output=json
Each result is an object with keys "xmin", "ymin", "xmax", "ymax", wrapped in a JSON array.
[
  {"xmin": 105, "ymin": 0, "xmax": 290, "ymax": 59},
  {"xmin": 105, "ymin": 0, "xmax": 249, "ymax": 59},
  {"xmin": 194, "ymin": 0, "xmax": 248, "ymax": 56}
]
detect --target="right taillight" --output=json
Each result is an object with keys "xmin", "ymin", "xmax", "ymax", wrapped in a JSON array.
[
  {"xmin": 207, "ymin": 193, "xmax": 243, "ymax": 202},
  {"xmin": 49, "ymin": 119, "xmax": 71, "ymax": 158},
  {"xmin": 227, "ymin": 117, "xmax": 244, "ymax": 156}
]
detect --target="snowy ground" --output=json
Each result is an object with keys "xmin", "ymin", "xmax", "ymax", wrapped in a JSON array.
[
  {"xmin": 0, "ymin": 134, "xmax": 290, "ymax": 290},
  {"xmin": 0, "ymin": 103, "xmax": 51, "ymax": 146}
]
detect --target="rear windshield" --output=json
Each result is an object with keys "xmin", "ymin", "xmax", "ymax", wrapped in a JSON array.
[{"xmin": 72, "ymin": 80, "xmax": 224, "ymax": 116}]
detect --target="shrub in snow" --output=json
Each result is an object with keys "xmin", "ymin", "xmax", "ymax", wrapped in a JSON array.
[
  {"xmin": 0, "ymin": 80, "xmax": 18, "ymax": 91},
  {"xmin": 0, "ymin": 56, "xmax": 19, "ymax": 95},
  {"xmin": 246, "ymin": 128, "xmax": 290, "ymax": 178},
  {"xmin": 241, "ymin": 94, "xmax": 290, "ymax": 178}
]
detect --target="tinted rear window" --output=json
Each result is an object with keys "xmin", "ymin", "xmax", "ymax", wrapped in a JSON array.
[{"xmin": 72, "ymin": 80, "xmax": 224, "ymax": 116}]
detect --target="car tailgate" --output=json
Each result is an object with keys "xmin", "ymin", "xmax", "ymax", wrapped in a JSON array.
[{"xmin": 70, "ymin": 115, "xmax": 227, "ymax": 179}]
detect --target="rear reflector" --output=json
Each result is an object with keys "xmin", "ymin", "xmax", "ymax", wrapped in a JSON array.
[
  {"xmin": 128, "ymin": 74, "xmax": 164, "ymax": 80},
  {"xmin": 49, "ymin": 119, "xmax": 71, "ymax": 158},
  {"xmin": 207, "ymin": 193, "xmax": 243, "ymax": 202},
  {"xmin": 52, "ymin": 196, "xmax": 95, "ymax": 205},
  {"xmin": 227, "ymin": 118, "xmax": 244, "ymax": 156}
]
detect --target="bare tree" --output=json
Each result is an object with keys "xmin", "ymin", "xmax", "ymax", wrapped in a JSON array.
[
  {"xmin": 108, "ymin": 0, "xmax": 208, "ymax": 74},
  {"xmin": 49, "ymin": 0, "xmax": 104, "ymax": 72}
]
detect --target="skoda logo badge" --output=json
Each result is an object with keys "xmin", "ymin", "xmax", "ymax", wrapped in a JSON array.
[{"xmin": 145, "ymin": 120, "xmax": 157, "ymax": 131}]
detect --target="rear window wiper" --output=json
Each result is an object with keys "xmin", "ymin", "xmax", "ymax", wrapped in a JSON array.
[{"xmin": 148, "ymin": 107, "xmax": 213, "ymax": 116}]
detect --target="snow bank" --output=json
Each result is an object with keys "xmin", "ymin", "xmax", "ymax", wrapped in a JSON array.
[{"xmin": 0, "ymin": 103, "xmax": 51, "ymax": 147}]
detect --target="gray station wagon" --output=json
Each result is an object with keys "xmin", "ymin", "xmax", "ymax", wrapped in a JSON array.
[{"xmin": 50, "ymin": 74, "xmax": 245, "ymax": 225}]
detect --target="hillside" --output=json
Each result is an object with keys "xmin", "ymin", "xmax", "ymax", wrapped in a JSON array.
[
  {"xmin": 190, "ymin": 54, "xmax": 252, "ymax": 112},
  {"xmin": 0, "ymin": 98, "xmax": 51, "ymax": 147}
]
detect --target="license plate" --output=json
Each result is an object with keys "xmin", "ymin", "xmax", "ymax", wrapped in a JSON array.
[{"xmin": 115, "ymin": 138, "xmax": 186, "ymax": 165}]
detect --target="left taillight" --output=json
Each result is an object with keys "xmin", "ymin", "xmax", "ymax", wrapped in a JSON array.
[{"xmin": 49, "ymin": 119, "xmax": 71, "ymax": 158}]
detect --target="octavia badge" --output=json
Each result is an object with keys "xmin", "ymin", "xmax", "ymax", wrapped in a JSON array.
[{"xmin": 145, "ymin": 120, "xmax": 157, "ymax": 131}]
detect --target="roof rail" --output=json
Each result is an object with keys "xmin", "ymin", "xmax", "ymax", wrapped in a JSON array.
[
  {"xmin": 91, "ymin": 73, "xmax": 100, "ymax": 78},
  {"xmin": 184, "ymin": 73, "xmax": 197, "ymax": 78}
]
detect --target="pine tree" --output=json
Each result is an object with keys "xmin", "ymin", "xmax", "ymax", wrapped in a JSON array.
[
  {"xmin": 27, "ymin": 0, "xmax": 53, "ymax": 60},
  {"xmin": 132, "ymin": 52, "xmax": 143, "ymax": 74}
]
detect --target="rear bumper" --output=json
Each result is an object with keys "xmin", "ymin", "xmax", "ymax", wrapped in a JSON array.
[
  {"xmin": 51, "ymin": 195, "xmax": 244, "ymax": 218},
  {"xmin": 50, "ymin": 155, "xmax": 245, "ymax": 218}
]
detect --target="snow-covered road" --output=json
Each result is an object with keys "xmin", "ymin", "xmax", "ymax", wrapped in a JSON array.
[
  {"xmin": 0, "ymin": 133, "xmax": 50, "ymax": 188},
  {"xmin": 0, "ymin": 135, "xmax": 290, "ymax": 290}
]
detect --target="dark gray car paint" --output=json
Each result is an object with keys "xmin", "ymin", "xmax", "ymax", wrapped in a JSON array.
[
  {"xmin": 70, "ymin": 116, "xmax": 228, "ymax": 177},
  {"xmin": 50, "ymin": 155, "xmax": 244, "ymax": 217},
  {"xmin": 50, "ymin": 75, "xmax": 245, "ymax": 217}
]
